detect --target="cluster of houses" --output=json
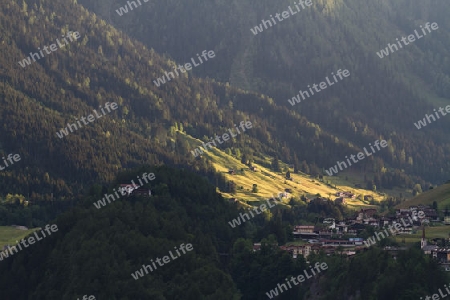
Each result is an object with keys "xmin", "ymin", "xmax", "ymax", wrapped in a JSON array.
[
  {"xmin": 253, "ymin": 203, "xmax": 444, "ymax": 262},
  {"xmin": 420, "ymin": 226, "xmax": 450, "ymax": 271},
  {"xmin": 228, "ymin": 166, "xmax": 258, "ymax": 175},
  {"xmin": 332, "ymin": 191, "xmax": 377, "ymax": 205},
  {"xmin": 291, "ymin": 191, "xmax": 357, "ymax": 205},
  {"xmin": 334, "ymin": 191, "xmax": 355, "ymax": 205}
]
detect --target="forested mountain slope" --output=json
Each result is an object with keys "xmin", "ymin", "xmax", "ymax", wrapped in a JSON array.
[
  {"xmin": 0, "ymin": 0, "xmax": 444, "ymax": 205},
  {"xmin": 80, "ymin": 0, "xmax": 450, "ymax": 185},
  {"xmin": 0, "ymin": 1, "xmax": 448, "ymax": 299},
  {"xmin": 0, "ymin": 166, "xmax": 244, "ymax": 299},
  {"xmin": 0, "ymin": 166, "xmax": 445, "ymax": 300}
]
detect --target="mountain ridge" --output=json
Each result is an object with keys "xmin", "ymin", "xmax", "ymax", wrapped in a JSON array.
[{"xmin": 0, "ymin": 0, "xmax": 446, "ymax": 206}]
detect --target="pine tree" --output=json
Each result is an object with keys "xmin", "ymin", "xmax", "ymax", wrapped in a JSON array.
[
  {"xmin": 293, "ymin": 154, "xmax": 299, "ymax": 173},
  {"xmin": 272, "ymin": 157, "xmax": 280, "ymax": 172},
  {"xmin": 241, "ymin": 153, "xmax": 248, "ymax": 164}
]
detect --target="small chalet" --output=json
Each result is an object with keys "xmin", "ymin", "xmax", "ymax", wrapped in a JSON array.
[
  {"xmin": 119, "ymin": 184, "xmax": 151, "ymax": 197},
  {"xmin": 293, "ymin": 225, "xmax": 319, "ymax": 239},
  {"xmin": 336, "ymin": 191, "xmax": 355, "ymax": 199},
  {"xmin": 444, "ymin": 216, "xmax": 450, "ymax": 225},
  {"xmin": 422, "ymin": 208, "xmax": 439, "ymax": 222},
  {"xmin": 357, "ymin": 208, "xmax": 377, "ymax": 220},
  {"xmin": 132, "ymin": 187, "xmax": 152, "ymax": 197},
  {"xmin": 294, "ymin": 225, "xmax": 315, "ymax": 233},
  {"xmin": 119, "ymin": 184, "xmax": 139, "ymax": 195},
  {"xmin": 279, "ymin": 244, "xmax": 312, "ymax": 259}
]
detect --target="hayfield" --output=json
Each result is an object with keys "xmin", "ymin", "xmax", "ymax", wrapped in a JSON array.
[{"xmin": 180, "ymin": 131, "xmax": 389, "ymax": 210}]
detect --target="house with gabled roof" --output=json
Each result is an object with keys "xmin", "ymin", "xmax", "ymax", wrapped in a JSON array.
[{"xmin": 118, "ymin": 184, "xmax": 151, "ymax": 197}]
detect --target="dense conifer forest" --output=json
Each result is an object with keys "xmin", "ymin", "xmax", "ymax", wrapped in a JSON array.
[
  {"xmin": 0, "ymin": 0, "xmax": 448, "ymax": 205},
  {"xmin": 0, "ymin": 166, "xmax": 446, "ymax": 299},
  {"xmin": 0, "ymin": 0, "xmax": 449, "ymax": 298}
]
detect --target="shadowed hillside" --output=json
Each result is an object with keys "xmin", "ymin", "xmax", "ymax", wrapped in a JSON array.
[
  {"xmin": 0, "ymin": 0, "xmax": 427, "ymax": 205},
  {"xmin": 80, "ymin": 0, "xmax": 450, "ymax": 186}
]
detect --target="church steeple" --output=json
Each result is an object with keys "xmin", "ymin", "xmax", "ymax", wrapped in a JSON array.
[{"xmin": 421, "ymin": 225, "xmax": 427, "ymax": 249}]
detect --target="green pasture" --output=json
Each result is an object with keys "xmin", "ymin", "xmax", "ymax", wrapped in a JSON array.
[
  {"xmin": 392, "ymin": 225, "xmax": 450, "ymax": 244},
  {"xmin": 0, "ymin": 226, "xmax": 40, "ymax": 250}
]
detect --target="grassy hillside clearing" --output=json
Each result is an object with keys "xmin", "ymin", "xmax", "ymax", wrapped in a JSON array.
[
  {"xmin": 0, "ymin": 226, "xmax": 41, "ymax": 250},
  {"xmin": 181, "ymin": 132, "xmax": 389, "ymax": 210}
]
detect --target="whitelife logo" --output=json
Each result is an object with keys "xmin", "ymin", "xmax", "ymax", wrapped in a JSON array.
[
  {"xmin": 228, "ymin": 199, "xmax": 277, "ymax": 228},
  {"xmin": 0, "ymin": 224, "xmax": 58, "ymax": 262},
  {"xmin": 325, "ymin": 140, "xmax": 388, "ymax": 176},
  {"xmin": 115, "ymin": 0, "xmax": 150, "ymax": 16},
  {"xmin": 153, "ymin": 50, "xmax": 215, "ymax": 86},
  {"xmin": 131, "ymin": 243, "xmax": 194, "ymax": 280},
  {"xmin": 265, "ymin": 262, "xmax": 328, "ymax": 298},
  {"xmin": 376, "ymin": 22, "xmax": 439, "ymax": 58},
  {"xmin": 421, "ymin": 284, "xmax": 450, "ymax": 300},
  {"xmin": 93, "ymin": 172, "xmax": 155, "ymax": 209},
  {"xmin": 77, "ymin": 296, "xmax": 95, "ymax": 300},
  {"xmin": 191, "ymin": 121, "xmax": 253, "ymax": 157},
  {"xmin": 0, "ymin": 153, "xmax": 21, "ymax": 171},
  {"xmin": 287, "ymin": 69, "xmax": 350, "ymax": 106},
  {"xmin": 414, "ymin": 105, "xmax": 450, "ymax": 129},
  {"xmin": 18, "ymin": 31, "xmax": 81, "ymax": 68},
  {"xmin": 363, "ymin": 212, "xmax": 424, "ymax": 247},
  {"xmin": 250, "ymin": 0, "xmax": 313, "ymax": 35},
  {"xmin": 56, "ymin": 102, "xmax": 118, "ymax": 139}
]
